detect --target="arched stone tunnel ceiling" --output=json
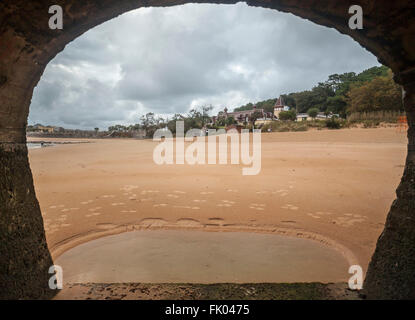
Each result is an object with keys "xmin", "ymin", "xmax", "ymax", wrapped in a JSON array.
[{"xmin": 1, "ymin": 0, "xmax": 415, "ymax": 73}]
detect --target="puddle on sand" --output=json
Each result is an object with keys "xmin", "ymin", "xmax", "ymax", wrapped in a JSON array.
[{"xmin": 56, "ymin": 230, "xmax": 350, "ymax": 284}]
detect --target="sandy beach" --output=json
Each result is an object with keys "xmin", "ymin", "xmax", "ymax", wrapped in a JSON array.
[{"xmin": 28, "ymin": 127, "xmax": 407, "ymax": 283}]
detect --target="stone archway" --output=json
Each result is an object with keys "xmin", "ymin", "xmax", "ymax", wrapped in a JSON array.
[{"xmin": 0, "ymin": 0, "xmax": 414, "ymax": 299}]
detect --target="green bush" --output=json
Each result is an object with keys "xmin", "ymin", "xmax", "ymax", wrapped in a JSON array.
[
  {"xmin": 325, "ymin": 118, "xmax": 341, "ymax": 129},
  {"xmin": 362, "ymin": 120, "xmax": 380, "ymax": 128},
  {"xmin": 293, "ymin": 125, "xmax": 308, "ymax": 131},
  {"xmin": 278, "ymin": 110, "xmax": 297, "ymax": 121}
]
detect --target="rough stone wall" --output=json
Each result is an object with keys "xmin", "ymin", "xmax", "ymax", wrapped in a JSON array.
[
  {"xmin": 0, "ymin": 0, "xmax": 414, "ymax": 299},
  {"xmin": 0, "ymin": 143, "xmax": 54, "ymax": 299},
  {"xmin": 363, "ymin": 78, "xmax": 415, "ymax": 299}
]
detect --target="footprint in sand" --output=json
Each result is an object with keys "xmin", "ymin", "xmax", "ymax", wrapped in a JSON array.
[
  {"xmin": 217, "ymin": 200, "xmax": 235, "ymax": 207},
  {"xmin": 281, "ymin": 204, "xmax": 299, "ymax": 211},
  {"xmin": 315, "ymin": 211, "xmax": 334, "ymax": 216},
  {"xmin": 101, "ymin": 195, "xmax": 115, "ymax": 199},
  {"xmin": 307, "ymin": 211, "xmax": 334, "ymax": 219},
  {"xmin": 121, "ymin": 185, "xmax": 139, "ymax": 192},
  {"xmin": 85, "ymin": 211, "xmax": 102, "ymax": 217},
  {"xmin": 249, "ymin": 203, "xmax": 266, "ymax": 211},
  {"xmin": 153, "ymin": 203, "xmax": 168, "ymax": 207},
  {"xmin": 281, "ymin": 220, "xmax": 297, "ymax": 224},
  {"xmin": 141, "ymin": 190, "xmax": 160, "ymax": 195},
  {"xmin": 332, "ymin": 213, "xmax": 368, "ymax": 227},
  {"xmin": 121, "ymin": 210, "xmax": 137, "ymax": 213},
  {"xmin": 173, "ymin": 205, "xmax": 200, "ymax": 210},
  {"xmin": 88, "ymin": 207, "xmax": 102, "ymax": 212},
  {"xmin": 307, "ymin": 213, "xmax": 321, "ymax": 219}
]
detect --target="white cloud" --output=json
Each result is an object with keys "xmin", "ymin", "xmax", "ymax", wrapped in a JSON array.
[{"xmin": 29, "ymin": 3, "xmax": 379, "ymax": 130}]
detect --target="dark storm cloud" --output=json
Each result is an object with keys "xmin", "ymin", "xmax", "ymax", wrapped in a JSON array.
[{"xmin": 29, "ymin": 3, "xmax": 379, "ymax": 130}]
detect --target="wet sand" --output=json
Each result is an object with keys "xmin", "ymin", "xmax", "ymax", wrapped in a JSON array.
[
  {"xmin": 28, "ymin": 127, "xmax": 407, "ymax": 278},
  {"xmin": 56, "ymin": 229, "xmax": 349, "ymax": 283}
]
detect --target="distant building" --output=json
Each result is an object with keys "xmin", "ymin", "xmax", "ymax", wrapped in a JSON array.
[
  {"xmin": 31, "ymin": 124, "xmax": 57, "ymax": 133},
  {"xmin": 214, "ymin": 106, "xmax": 272, "ymax": 125},
  {"xmin": 296, "ymin": 112, "xmax": 339, "ymax": 121},
  {"xmin": 225, "ymin": 106, "xmax": 265, "ymax": 125},
  {"xmin": 296, "ymin": 113, "xmax": 313, "ymax": 121},
  {"xmin": 273, "ymin": 96, "xmax": 290, "ymax": 119}
]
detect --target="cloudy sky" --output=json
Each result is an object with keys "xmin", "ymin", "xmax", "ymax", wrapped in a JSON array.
[{"xmin": 29, "ymin": 3, "xmax": 379, "ymax": 130}]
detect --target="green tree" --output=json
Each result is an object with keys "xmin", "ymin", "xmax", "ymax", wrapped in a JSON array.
[
  {"xmin": 347, "ymin": 72, "xmax": 402, "ymax": 113},
  {"xmin": 249, "ymin": 110, "xmax": 263, "ymax": 126},
  {"xmin": 279, "ymin": 110, "xmax": 297, "ymax": 121},
  {"xmin": 225, "ymin": 116, "xmax": 236, "ymax": 126},
  {"xmin": 307, "ymin": 107, "xmax": 319, "ymax": 119}
]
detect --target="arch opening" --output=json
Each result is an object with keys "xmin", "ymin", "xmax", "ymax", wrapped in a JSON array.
[{"xmin": 0, "ymin": 1, "xmax": 414, "ymax": 300}]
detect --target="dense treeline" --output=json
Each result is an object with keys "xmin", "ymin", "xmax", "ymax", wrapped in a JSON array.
[{"xmin": 234, "ymin": 66, "xmax": 403, "ymax": 117}]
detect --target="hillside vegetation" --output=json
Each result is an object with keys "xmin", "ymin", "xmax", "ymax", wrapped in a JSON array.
[{"xmin": 234, "ymin": 66, "xmax": 403, "ymax": 118}]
